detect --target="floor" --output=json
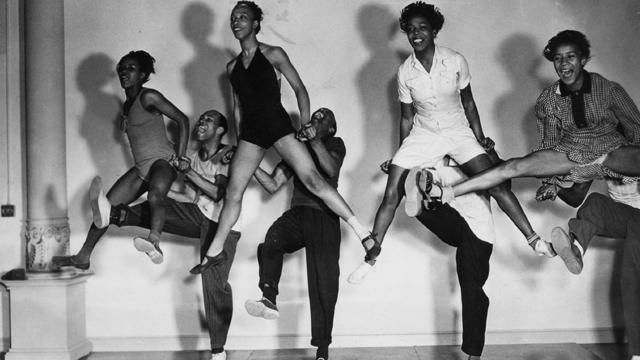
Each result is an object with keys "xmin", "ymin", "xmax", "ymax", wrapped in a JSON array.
[
  {"xmin": 1, "ymin": 343, "xmax": 628, "ymax": 360},
  {"xmin": 0, "ymin": 343, "xmax": 632, "ymax": 360}
]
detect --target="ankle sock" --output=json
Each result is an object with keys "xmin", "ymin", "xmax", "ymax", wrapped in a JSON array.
[
  {"xmin": 526, "ymin": 232, "xmax": 540, "ymax": 250},
  {"xmin": 346, "ymin": 216, "xmax": 370, "ymax": 240}
]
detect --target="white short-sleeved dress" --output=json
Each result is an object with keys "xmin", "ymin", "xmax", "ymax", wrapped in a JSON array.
[{"xmin": 392, "ymin": 45, "xmax": 485, "ymax": 169}]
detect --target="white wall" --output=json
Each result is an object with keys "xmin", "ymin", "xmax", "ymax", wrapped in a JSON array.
[{"xmin": 2, "ymin": 0, "xmax": 640, "ymax": 352}]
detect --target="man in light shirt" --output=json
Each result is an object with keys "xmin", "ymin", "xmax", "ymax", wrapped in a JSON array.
[
  {"xmin": 54, "ymin": 109, "xmax": 240, "ymax": 360},
  {"xmin": 361, "ymin": 157, "xmax": 494, "ymax": 360}
]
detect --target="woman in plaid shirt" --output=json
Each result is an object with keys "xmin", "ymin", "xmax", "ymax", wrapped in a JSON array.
[{"xmin": 416, "ymin": 30, "xmax": 640, "ymax": 243}]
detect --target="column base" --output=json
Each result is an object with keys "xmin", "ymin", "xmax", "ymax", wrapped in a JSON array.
[{"xmin": 1, "ymin": 272, "xmax": 93, "ymax": 360}]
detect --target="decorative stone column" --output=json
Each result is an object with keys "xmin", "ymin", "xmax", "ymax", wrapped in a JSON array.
[
  {"xmin": 4, "ymin": 1, "xmax": 94, "ymax": 359},
  {"xmin": 24, "ymin": 0, "xmax": 70, "ymax": 273}
]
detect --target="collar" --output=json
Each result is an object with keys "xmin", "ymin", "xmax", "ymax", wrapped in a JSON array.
[
  {"xmin": 411, "ymin": 44, "xmax": 445, "ymax": 74},
  {"xmin": 557, "ymin": 70, "xmax": 592, "ymax": 96}
]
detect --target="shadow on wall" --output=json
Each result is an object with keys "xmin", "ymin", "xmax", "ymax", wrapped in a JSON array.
[
  {"xmin": 180, "ymin": 1, "xmax": 237, "ymax": 149},
  {"xmin": 73, "ymin": 53, "xmax": 131, "ymax": 230},
  {"xmin": 487, "ymin": 33, "xmax": 563, "ymax": 278}
]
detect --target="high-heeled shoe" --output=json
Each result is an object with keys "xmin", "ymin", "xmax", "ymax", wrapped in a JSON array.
[{"xmin": 189, "ymin": 250, "xmax": 228, "ymax": 274}]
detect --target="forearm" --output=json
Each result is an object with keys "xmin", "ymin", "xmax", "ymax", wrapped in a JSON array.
[
  {"xmin": 184, "ymin": 169, "xmax": 223, "ymax": 201},
  {"xmin": 167, "ymin": 188, "xmax": 196, "ymax": 203},
  {"xmin": 556, "ymin": 188, "xmax": 583, "ymax": 208},
  {"xmin": 295, "ymin": 87, "xmax": 311, "ymax": 127},
  {"xmin": 465, "ymin": 103, "xmax": 485, "ymax": 140},
  {"xmin": 254, "ymin": 167, "xmax": 279, "ymax": 194},
  {"xmin": 178, "ymin": 118, "xmax": 189, "ymax": 157},
  {"xmin": 399, "ymin": 117, "xmax": 412, "ymax": 146}
]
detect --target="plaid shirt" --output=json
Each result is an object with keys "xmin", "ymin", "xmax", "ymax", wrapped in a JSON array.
[{"xmin": 534, "ymin": 72, "xmax": 640, "ymax": 164}]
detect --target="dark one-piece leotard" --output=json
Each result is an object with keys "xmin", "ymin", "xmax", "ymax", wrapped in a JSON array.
[{"xmin": 229, "ymin": 47, "xmax": 296, "ymax": 149}]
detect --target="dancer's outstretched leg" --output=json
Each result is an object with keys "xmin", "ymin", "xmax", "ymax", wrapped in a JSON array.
[
  {"xmin": 275, "ymin": 135, "xmax": 372, "ymax": 242},
  {"xmin": 458, "ymin": 154, "xmax": 554, "ymax": 257}
]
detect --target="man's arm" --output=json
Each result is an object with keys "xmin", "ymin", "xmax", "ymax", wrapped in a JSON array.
[
  {"xmin": 183, "ymin": 170, "xmax": 228, "ymax": 202},
  {"xmin": 301, "ymin": 126, "xmax": 344, "ymax": 178},
  {"xmin": 535, "ymin": 181, "xmax": 593, "ymax": 208},
  {"xmin": 254, "ymin": 162, "xmax": 293, "ymax": 194}
]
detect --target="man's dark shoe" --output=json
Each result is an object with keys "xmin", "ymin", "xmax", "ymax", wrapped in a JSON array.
[{"xmin": 52, "ymin": 255, "xmax": 90, "ymax": 270}]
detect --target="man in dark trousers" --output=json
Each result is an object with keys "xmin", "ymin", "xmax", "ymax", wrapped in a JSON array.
[
  {"xmin": 54, "ymin": 110, "xmax": 239, "ymax": 360},
  {"xmin": 244, "ymin": 107, "xmax": 343, "ymax": 360}
]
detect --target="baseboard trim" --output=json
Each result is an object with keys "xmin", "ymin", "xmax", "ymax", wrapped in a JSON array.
[{"xmin": 53, "ymin": 327, "xmax": 624, "ymax": 352}]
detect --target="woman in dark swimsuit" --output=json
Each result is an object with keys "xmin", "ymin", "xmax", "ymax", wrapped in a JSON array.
[{"xmin": 191, "ymin": 1, "xmax": 373, "ymax": 274}]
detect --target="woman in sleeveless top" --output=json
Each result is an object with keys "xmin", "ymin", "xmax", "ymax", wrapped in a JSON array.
[
  {"xmin": 191, "ymin": 1, "xmax": 373, "ymax": 274},
  {"xmin": 63, "ymin": 50, "xmax": 189, "ymax": 267}
]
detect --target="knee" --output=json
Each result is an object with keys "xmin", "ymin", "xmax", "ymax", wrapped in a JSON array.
[
  {"xmin": 382, "ymin": 188, "xmax": 402, "ymax": 208},
  {"xmin": 486, "ymin": 181, "xmax": 510, "ymax": 198},
  {"xmin": 146, "ymin": 191, "xmax": 165, "ymax": 205}
]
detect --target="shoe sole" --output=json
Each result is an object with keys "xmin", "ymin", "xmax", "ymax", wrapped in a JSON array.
[
  {"xmin": 550, "ymin": 227, "xmax": 582, "ymax": 274},
  {"xmin": 245, "ymin": 300, "xmax": 279, "ymax": 320},
  {"xmin": 347, "ymin": 261, "xmax": 376, "ymax": 285},
  {"xmin": 89, "ymin": 177, "xmax": 109, "ymax": 229},
  {"xmin": 134, "ymin": 237, "xmax": 164, "ymax": 264},
  {"xmin": 404, "ymin": 167, "xmax": 423, "ymax": 217}
]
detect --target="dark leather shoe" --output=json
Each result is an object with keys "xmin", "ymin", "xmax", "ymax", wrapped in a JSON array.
[
  {"xmin": 52, "ymin": 255, "xmax": 90, "ymax": 270},
  {"xmin": 189, "ymin": 250, "xmax": 228, "ymax": 274},
  {"xmin": 551, "ymin": 227, "xmax": 583, "ymax": 274}
]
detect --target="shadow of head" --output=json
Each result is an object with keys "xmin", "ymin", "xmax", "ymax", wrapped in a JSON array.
[
  {"xmin": 358, "ymin": 4, "xmax": 397, "ymax": 50},
  {"xmin": 181, "ymin": 2, "xmax": 214, "ymax": 45},
  {"xmin": 76, "ymin": 53, "xmax": 115, "ymax": 93}
]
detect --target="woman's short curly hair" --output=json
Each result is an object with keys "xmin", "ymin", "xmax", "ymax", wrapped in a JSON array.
[
  {"xmin": 118, "ymin": 50, "xmax": 156, "ymax": 83},
  {"xmin": 235, "ymin": 1, "xmax": 264, "ymax": 34},
  {"xmin": 543, "ymin": 30, "xmax": 591, "ymax": 62},
  {"xmin": 399, "ymin": 2, "xmax": 445, "ymax": 36}
]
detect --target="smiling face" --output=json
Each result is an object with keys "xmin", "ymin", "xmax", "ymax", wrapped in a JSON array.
[
  {"xmin": 553, "ymin": 43, "xmax": 587, "ymax": 91},
  {"xmin": 116, "ymin": 57, "xmax": 146, "ymax": 89},
  {"xmin": 230, "ymin": 5, "xmax": 258, "ymax": 39},
  {"xmin": 405, "ymin": 14, "xmax": 436, "ymax": 53},
  {"xmin": 311, "ymin": 108, "xmax": 336, "ymax": 139},
  {"xmin": 195, "ymin": 112, "xmax": 221, "ymax": 142}
]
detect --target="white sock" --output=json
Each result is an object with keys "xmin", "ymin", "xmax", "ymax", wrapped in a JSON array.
[{"xmin": 347, "ymin": 216, "xmax": 370, "ymax": 240}]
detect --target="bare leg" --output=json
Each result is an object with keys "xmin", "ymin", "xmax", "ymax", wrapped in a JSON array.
[
  {"xmin": 603, "ymin": 145, "xmax": 640, "ymax": 176},
  {"xmin": 204, "ymin": 141, "xmax": 266, "ymax": 258},
  {"xmin": 76, "ymin": 168, "xmax": 148, "ymax": 262},
  {"xmin": 273, "ymin": 135, "xmax": 371, "ymax": 241},
  {"xmin": 371, "ymin": 165, "xmax": 409, "ymax": 246},
  {"xmin": 460, "ymin": 154, "xmax": 534, "ymax": 237},
  {"xmin": 145, "ymin": 160, "xmax": 178, "ymax": 241},
  {"xmin": 274, "ymin": 135, "xmax": 356, "ymax": 221},
  {"xmin": 451, "ymin": 150, "xmax": 579, "ymax": 198}
]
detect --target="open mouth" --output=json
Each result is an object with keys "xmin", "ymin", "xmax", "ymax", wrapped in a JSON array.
[
  {"xmin": 196, "ymin": 121, "xmax": 208, "ymax": 134},
  {"xmin": 560, "ymin": 69, "xmax": 573, "ymax": 78}
]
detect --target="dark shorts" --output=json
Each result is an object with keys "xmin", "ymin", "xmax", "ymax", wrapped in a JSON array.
[{"xmin": 241, "ymin": 109, "xmax": 296, "ymax": 149}]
